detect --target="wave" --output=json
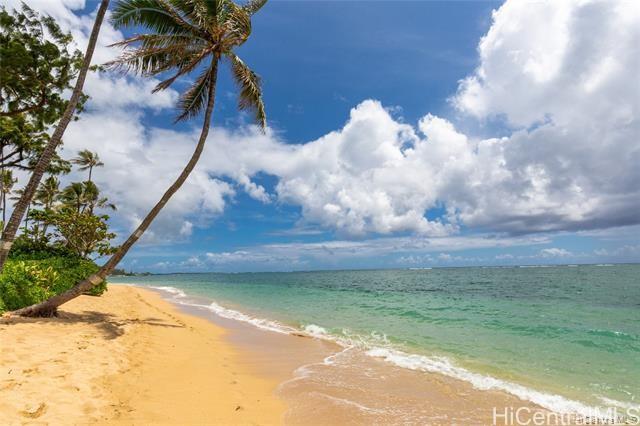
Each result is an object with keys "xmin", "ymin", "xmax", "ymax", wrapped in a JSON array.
[
  {"xmin": 145, "ymin": 285, "xmax": 621, "ymax": 418},
  {"xmin": 365, "ymin": 347, "xmax": 600, "ymax": 415},
  {"xmin": 149, "ymin": 286, "xmax": 187, "ymax": 298},
  {"xmin": 149, "ymin": 286, "xmax": 297, "ymax": 335}
]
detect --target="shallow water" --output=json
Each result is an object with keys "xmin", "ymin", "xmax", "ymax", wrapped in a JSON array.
[{"xmin": 114, "ymin": 264, "xmax": 640, "ymax": 414}]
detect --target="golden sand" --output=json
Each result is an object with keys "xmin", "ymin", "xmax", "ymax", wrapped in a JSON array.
[{"xmin": 0, "ymin": 285, "xmax": 285, "ymax": 425}]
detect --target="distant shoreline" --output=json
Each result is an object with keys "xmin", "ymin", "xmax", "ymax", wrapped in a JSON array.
[{"xmin": 112, "ymin": 261, "xmax": 639, "ymax": 276}]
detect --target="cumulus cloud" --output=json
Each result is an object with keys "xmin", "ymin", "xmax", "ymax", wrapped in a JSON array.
[
  {"xmin": 451, "ymin": 0, "xmax": 640, "ymax": 233},
  {"xmin": 196, "ymin": 0, "xmax": 639, "ymax": 238}
]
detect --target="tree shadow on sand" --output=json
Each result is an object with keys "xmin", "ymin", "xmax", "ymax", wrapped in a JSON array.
[{"xmin": 0, "ymin": 310, "xmax": 184, "ymax": 340}]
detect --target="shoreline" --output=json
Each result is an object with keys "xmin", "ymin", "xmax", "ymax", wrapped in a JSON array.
[
  {"xmin": 2, "ymin": 282, "xmax": 584, "ymax": 424},
  {"xmin": 134, "ymin": 284, "xmax": 553, "ymax": 424}
]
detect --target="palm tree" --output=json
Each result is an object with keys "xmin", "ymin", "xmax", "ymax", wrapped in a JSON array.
[
  {"xmin": 0, "ymin": 169, "xmax": 17, "ymax": 226},
  {"xmin": 13, "ymin": 0, "xmax": 268, "ymax": 317},
  {"xmin": 0, "ymin": 0, "xmax": 110, "ymax": 271},
  {"xmin": 9, "ymin": 188, "xmax": 34, "ymax": 235},
  {"xmin": 59, "ymin": 182, "xmax": 87, "ymax": 213},
  {"xmin": 35, "ymin": 176, "xmax": 61, "ymax": 211},
  {"xmin": 76, "ymin": 181, "xmax": 116, "ymax": 214},
  {"xmin": 71, "ymin": 150, "xmax": 104, "ymax": 183},
  {"xmin": 34, "ymin": 176, "xmax": 60, "ymax": 239}
]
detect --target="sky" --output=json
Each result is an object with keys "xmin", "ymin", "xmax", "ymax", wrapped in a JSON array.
[{"xmin": 3, "ymin": 0, "xmax": 639, "ymax": 272}]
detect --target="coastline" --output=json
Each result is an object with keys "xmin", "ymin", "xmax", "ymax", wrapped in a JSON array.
[
  {"xmin": 1, "ymin": 282, "xmax": 562, "ymax": 425},
  {"xmin": 0, "ymin": 285, "xmax": 285, "ymax": 424},
  {"xmin": 122, "ymin": 284, "xmax": 552, "ymax": 424}
]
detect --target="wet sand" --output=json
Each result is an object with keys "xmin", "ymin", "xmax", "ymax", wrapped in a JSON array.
[{"xmin": 170, "ymin": 289, "xmax": 548, "ymax": 425}]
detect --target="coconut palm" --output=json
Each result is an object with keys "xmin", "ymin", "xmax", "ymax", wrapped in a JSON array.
[
  {"xmin": 59, "ymin": 181, "xmax": 116, "ymax": 214},
  {"xmin": 59, "ymin": 182, "xmax": 86, "ymax": 213},
  {"xmin": 0, "ymin": 169, "xmax": 17, "ymax": 225},
  {"xmin": 13, "ymin": 0, "xmax": 268, "ymax": 316},
  {"xmin": 71, "ymin": 150, "xmax": 104, "ymax": 183},
  {"xmin": 9, "ymin": 188, "xmax": 33, "ymax": 234},
  {"xmin": 34, "ymin": 176, "xmax": 61, "ymax": 239},
  {"xmin": 81, "ymin": 181, "xmax": 116, "ymax": 214},
  {"xmin": 35, "ymin": 176, "xmax": 61, "ymax": 211},
  {"xmin": 0, "ymin": 0, "xmax": 111, "ymax": 271}
]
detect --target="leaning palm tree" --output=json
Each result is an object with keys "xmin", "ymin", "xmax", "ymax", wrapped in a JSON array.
[
  {"xmin": 71, "ymin": 149, "xmax": 104, "ymax": 183},
  {"xmin": 0, "ymin": 0, "xmax": 111, "ymax": 271},
  {"xmin": 0, "ymin": 169, "xmax": 17, "ymax": 225},
  {"xmin": 12, "ymin": 0, "xmax": 268, "ymax": 316},
  {"xmin": 9, "ymin": 188, "xmax": 34, "ymax": 235}
]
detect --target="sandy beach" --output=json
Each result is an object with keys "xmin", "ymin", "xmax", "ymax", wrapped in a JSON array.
[
  {"xmin": 1, "ymin": 283, "xmax": 554, "ymax": 425},
  {"xmin": 0, "ymin": 285, "xmax": 285, "ymax": 425}
]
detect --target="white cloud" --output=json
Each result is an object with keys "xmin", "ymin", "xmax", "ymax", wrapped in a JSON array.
[
  {"xmin": 593, "ymin": 245, "xmax": 640, "ymax": 258},
  {"xmin": 448, "ymin": 0, "xmax": 640, "ymax": 234},
  {"xmin": 176, "ymin": 233, "xmax": 550, "ymax": 269},
  {"xmin": 9, "ymin": 0, "xmax": 639, "ymax": 247},
  {"xmin": 539, "ymin": 248, "xmax": 572, "ymax": 258}
]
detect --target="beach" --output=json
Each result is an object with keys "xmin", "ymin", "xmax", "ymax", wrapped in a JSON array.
[
  {"xmin": 0, "ymin": 285, "xmax": 285, "ymax": 425},
  {"xmin": 2, "ymin": 268, "xmax": 637, "ymax": 424},
  {"xmin": 1, "ymin": 282, "xmax": 550, "ymax": 425}
]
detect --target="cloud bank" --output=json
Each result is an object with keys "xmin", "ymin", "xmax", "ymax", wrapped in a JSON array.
[{"xmin": 8, "ymin": 0, "xmax": 640, "ymax": 251}]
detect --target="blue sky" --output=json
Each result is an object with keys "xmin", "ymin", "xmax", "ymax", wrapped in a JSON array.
[{"xmin": 13, "ymin": 0, "xmax": 640, "ymax": 272}]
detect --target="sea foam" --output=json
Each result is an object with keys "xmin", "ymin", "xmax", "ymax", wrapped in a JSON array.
[{"xmin": 145, "ymin": 284, "xmax": 619, "ymax": 418}]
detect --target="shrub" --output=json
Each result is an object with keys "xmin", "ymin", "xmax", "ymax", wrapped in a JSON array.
[
  {"xmin": 0, "ymin": 261, "xmax": 58, "ymax": 311},
  {"xmin": 0, "ymin": 257, "xmax": 106, "ymax": 313},
  {"xmin": 8, "ymin": 235, "xmax": 75, "ymax": 260},
  {"xmin": 42, "ymin": 256, "xmax": 106, "ymax": 296}
]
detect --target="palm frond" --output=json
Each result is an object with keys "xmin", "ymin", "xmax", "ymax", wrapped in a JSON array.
[
  {"xmin": 152, "ymin": 45, "xmax": 213, "ymax": 93},
  {"xmin": 111, "ymin": 0, "xmax": 204, "ymax": 37},
  {"xmin": 223, "ymin": 2, "xmax": 251, "ymax": 46},
  {"xmin": 106, "ymin": 38, "xmax": 206, "ymax": 77},
  {"xmin": 177, "ymin": 0, "xmax": 219, "ymax": 26},
  {"xmin": 176, "ymin": 62, "xmax": 217, "ymax": 122},
  {"xmin": 228, "ymin": 53, "xmax": 266, "ymax": 129},
  {"xmin": 242, "ymin": 0, "xmax": 267, "ymax": 16}
]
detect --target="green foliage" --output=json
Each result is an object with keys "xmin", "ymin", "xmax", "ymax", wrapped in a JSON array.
[
  {"xmin": 14, "ymin": 177, "xmax": 118, "ymax": 260},
  {"xmin": 8, "ymin": 234, "xmax": 75, "ymax": 260},
  {"xmin": 0, "ymin": 3, "xmax": 80, "ymax": 173},
  {"xmin": 0, "ymin": 257, "xmax": 105, "ymax": 313},
  {"xmin": 108, "ymin": 0, "xmax": 267, "ymax": 126},
  {"xmin": 51, "ymin": 210, "xmax": 117, "ymax": 259},
  {"xmin": 0, "ymin": 260, "xmax": 57, "ymax": 311}
]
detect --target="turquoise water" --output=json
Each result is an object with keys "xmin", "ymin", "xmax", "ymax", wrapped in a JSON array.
[{"xmin": 114, "ymin": 265, "xmax": 640, "ymax": 412}]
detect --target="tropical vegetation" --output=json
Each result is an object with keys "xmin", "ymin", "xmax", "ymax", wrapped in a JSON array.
[
  {"xmin": 0, "ymin": 0, "xmax": 269, "ymax": 317},
  {"xmin": 0, "ymin": 0, "xmax": 110, "ymax": 271}
]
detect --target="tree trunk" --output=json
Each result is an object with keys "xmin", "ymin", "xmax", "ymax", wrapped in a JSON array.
[
  {"xmin": 88, "ymin": 166, "xmax": 93, "ymax": 184},
  {"xmin": 25, "ymin": 203, "xmax": 30, "ymax": 235},
  {"xmin": 0, "ymin": 0, "xmax": 110, "ymax": 272},
  {"xmin": 12, "ymin": 62, "xmax": 219, "ymax": 317}
]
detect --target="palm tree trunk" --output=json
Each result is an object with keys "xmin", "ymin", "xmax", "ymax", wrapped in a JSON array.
[
  {"xmin": 0, "ymin": 0, "xmax": 110, "ymax": 272},
  {"xmin": 12, "ymin": 62, "xmax": 218, "ymax": 317},
  {"xmin": 25, "ymin": 203, "xmax": 30, "ymax": 235},
  {"xmin": 88, "ymin": 166, "xmax": 93, "ymax": 184}
]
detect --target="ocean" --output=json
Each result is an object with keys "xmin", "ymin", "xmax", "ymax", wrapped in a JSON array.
[{"xmin": 113, "ymin": 264, "xmax": 640, "ymax": 416}]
